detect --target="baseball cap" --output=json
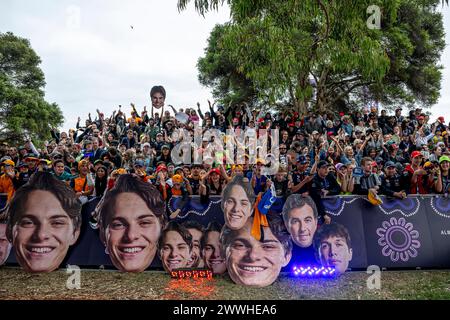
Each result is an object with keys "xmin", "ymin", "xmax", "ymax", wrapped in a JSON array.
[
  {"xmin": 335, "ymin": 163, "xmax": 347, "ymax": 171},
  {"xmin": 162, "ymin": 144, "xmax": 171, "ymax": 150},
  {"xmin": 172, "ymin": 174, "xmax": 183, "ymax": 184},
  {"xmin": 423, "ymin": 161, "xmax": 434, "ymax": 168},
  {"xmin": 24, "ymin": 153, "xmax": 39, "ymax": 161},
  {"xmin": 2, "ymin": 159, "xmax": 15, "ymax": 166},
  {"xmin": 312, "ymin": 130, "xmax": 319, "ymax": 135},
  {"xmin": 18, "ymin": 162, "xmax": 28, "ymax": 168},
  {"xmin": 134, "ymin": 160, "xmax": 145, "ymax": 167},
  {"xmin": 388, "ymin": 143, "xmax": 398, "ymax": 151},
  {"xmin": 142, "ymin": 142, "xmax": 151, "ymax": 148},
  {"xmin": 317, "ymin": 160, "xmax": 329, "ymax": 168},
  {"xmin": 411, "ymin": 151, "xmax": 423, "ymax": 159},
  {"xmin": 438, "ymin": 116, "xmax": 445, "ymax": 123},
  {"xmin": 156, "ymin": 164, "xmax": 168, "ymax": 173},
  {"xmin": 384, "ymin": 161, "xmax": 396, "ymax": 168},
  {"xmin": 297, "ymin": 155, "xmax": 308, "ymax": 165},
  {"xmin": 352, "ymin": 167, "xmax": 364, "ymax": 177},
  {"xmin": 439, "ymin": 155, "xmax": 450, "ymax": 164},
  {"xmin": 210, "ymin": 168, "xmax": 221, "ymax": 175},
  {"xmin": 40, "ymin": 159, "xmax": 51, "ymax": 165}
]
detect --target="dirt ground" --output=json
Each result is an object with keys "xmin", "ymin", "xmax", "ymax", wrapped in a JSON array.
[{"xmin": 1, "ymin": 268, "xmax": 450, "ymax": 300}]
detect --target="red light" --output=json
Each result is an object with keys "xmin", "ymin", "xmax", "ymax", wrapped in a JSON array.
[{"xmin": 170, "ymin": 268, "xmax": 214, "ymax": 279}]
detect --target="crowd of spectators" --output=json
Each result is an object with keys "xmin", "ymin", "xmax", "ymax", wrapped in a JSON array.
[{"xmin": 1, "ymin": 86, "xmax": 450, "ymax": 223}]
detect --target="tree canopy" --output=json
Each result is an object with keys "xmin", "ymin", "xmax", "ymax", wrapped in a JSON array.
[
  {"xmin": 181, "ymin": 0, "xmax": 446, "ymax": 115},
  {"xmin": 0, "ymin": 32, "xmax": 63, "ymax": 146}
]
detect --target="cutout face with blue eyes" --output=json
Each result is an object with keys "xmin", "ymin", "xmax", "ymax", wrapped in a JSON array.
[
  {"xmin": 104, "ymin": 192, "xmax": 162, "ymax": 272},
  {"xmin": 12, "ymin": 190, "xmax": 79, "ymax": 273}
]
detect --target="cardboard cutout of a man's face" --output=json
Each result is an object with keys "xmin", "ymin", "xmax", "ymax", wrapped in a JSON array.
[
  {"xmin": 12, "ymin": 190, "xmax": 80, "ymax": 273},
  {"xmin": 285, "ymin": 204, "xmax": 318, "ymax": 248},
  {"xmin": 202, "ymin": 231, "xmax": 226, "ymax": 274},
  {"xmin": 318, "ymin": 235, "xmax": 353, "ymax": 275},
  {"xmin": 104, "ymin": 192, "xmax": 161, "ymax": 272},
  {"xmin": 225, "ymin": 219, "xmax": 291, "ymax": 287},
  {"xmin": 186, "ymin": 228, "xmax": 204, "ymax": 268},
  {"xmin": 0, "ymin": 223, "xmax": 12, "ymax": 266},
  {"xmin": 223, "ymin": 185, "xmax": 252, "ymax": 230},
  {"xmin": 160, "ymin": 231, "xmax": 191, "ymax": 273}
]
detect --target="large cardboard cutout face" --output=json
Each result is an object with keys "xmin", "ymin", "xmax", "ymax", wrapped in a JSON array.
[
  {"xmin": 160, "ymin": 230, "xmax": 191, "ymax": 273},
  {"xmin": 202, "ymin": 230, "xmax": 226, "ymax": 274},
  {"xmin": 0, "ymin": 223, "xmax": 12, "ymax": 266},
  {"xmin": 12, "ymin": 190, "xmax": 80, "ymax": 273},
  {"xmin": 285, "ymin": 204, "xmax": 318, "ymax": 248},
  {"xmin": 224, "ymin": 218, "xmax": 291, "ymax": 287},
  {"xmin": 223, "ymin": 185, "xmax": 253, "ymax": 230},
  {"xmin": 104, "ymin": 192, "xmax": 162, "ymax": 272},
  {"xmin": 314, "ymin": 223, "xmax": 353, "ymax": 275}
]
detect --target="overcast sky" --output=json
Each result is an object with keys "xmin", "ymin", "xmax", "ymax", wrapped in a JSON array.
[{"xmin": 1, "ymin": 0, "xmax": 449, "ymax": 132}]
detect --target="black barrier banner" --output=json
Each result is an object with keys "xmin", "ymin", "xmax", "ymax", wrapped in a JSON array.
[
  {"xmin": 5, "ymin": 194, "xmax": 450, "ymax": 271},
  {"xmin": 362, "ymin": 196, "xmax": 435, "ymax": 268},
  {"xmin": 323, "ymin": 197, "xmax": 368, "ymax": 269}
]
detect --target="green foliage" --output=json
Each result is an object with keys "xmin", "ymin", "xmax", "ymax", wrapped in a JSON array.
[
  {"xmin": 182, "ymin": 0, "xmax": 446, "ymax": 114},
  {"xmin": 0, "ymin": 32, "xmax": 63, "ymax": 147}
]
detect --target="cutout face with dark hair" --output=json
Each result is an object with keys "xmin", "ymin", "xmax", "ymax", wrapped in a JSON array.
[
  {"xmin": 186, "ymin": 227, "xmax": 204, "ymax": 268},
  {"xmin": 222, "ymin": 177, "xmax": 255, "ymax": 231},
  {"xmin": 98, "ymin": 175, "xmax": 166, "ymax": 272},
  {"xmin": 0, "ymin": 223, "xmax": 12, "ymax": 266},
  {"xmin": 314, "ymin": 223, "xmax": 353, "ymax": 275},
  {"xmin": 282, "ymin": 195, "xmax": 318, "ymax": 248},
  {"xmin": 11, "ymin": 191, "xmax": 80, "ymax": 273},
  {"xmin": 222, "ymin": 218, "xmax": 291, "ymax": 287},
  {"xmin": 202, "ymin": 230, "xmax": 226, "ymax": 274},
  {"xmin": 104, "ymin": 193, "xmax": 162, "ymax": 272},
  {"xmin": 150, "ymin": 86, "xmax": 166, "ymax": 109},
  {"xmin": 6, "ymin": 173, "xmax": 81, "ymax": 273},
  {"xmin": 159, "ymin": 228, "xmax": 192, "ymax": 272}
]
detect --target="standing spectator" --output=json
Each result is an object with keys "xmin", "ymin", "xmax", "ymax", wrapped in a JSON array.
[
  {"xmin": 380, "ymin": 161, "xmax": 406, "ymax": 199},
  {"xmin": 435, "ymin": 155, "xmax": 450, "ymax": 195},
  {"xmin": 310, "ymin": 160, "xmax": 340, "ymax": 224},
  {"xmin": 0, "ymin": 160, "xmax": 15, "ymax": 202},
  {"xmin": 353, "ymin": 157, "xmax": 381, "ymax": 196}
]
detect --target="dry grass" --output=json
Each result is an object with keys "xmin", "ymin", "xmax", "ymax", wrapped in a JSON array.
[{"xmin": 1, "ymin": 267, "xmax": 450, "ymax": 300}]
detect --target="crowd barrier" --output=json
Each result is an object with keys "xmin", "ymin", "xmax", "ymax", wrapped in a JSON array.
[{"xmin": 3, "ymin": 194, "xmax": 450, "ymax": 270}]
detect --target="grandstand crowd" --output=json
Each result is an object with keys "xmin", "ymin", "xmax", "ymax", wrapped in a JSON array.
[{"xmin": 1, "ymin": 86, "xmax": 450, "ymax": 222}]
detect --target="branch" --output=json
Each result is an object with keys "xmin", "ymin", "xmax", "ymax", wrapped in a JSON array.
[
  {"xmin": 325, "ymin": 81, "xmax": 375, "ymax": 109},
  {"xmin": 311, "ymin": 0, "xmax": 330, "ymax": 48}
]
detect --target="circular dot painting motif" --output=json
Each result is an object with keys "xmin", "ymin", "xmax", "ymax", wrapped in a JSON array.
[{"xmin": 376, "ymin": 217, "xmax": 421, "ymax": 262}]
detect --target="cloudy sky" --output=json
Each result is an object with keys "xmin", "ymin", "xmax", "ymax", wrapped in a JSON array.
[{"xmin": 1, "ymin": 0, "xmax": 449, "ymax": 132}]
